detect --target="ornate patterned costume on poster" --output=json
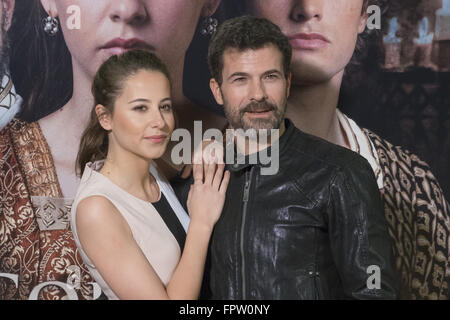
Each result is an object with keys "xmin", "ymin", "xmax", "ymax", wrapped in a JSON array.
[
  {"xmin": 0, "ymin": 119, "xmax": 96, "ymax": 300},
  {"xmin": 338, "ymin": 110, "xmax": 450, "ymax": 299}
]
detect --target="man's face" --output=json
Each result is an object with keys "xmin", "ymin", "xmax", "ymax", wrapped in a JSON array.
[
  {"xmin": 246, "ymin": 0, "xmax": 367, "ymax": 85},
  {"xmin": 210, "ymin": 44, "xmax": 291, "ymax": 131},
  {"xmin": 0, "ymin": 0, "xmax": 15, "ymax": 79}
]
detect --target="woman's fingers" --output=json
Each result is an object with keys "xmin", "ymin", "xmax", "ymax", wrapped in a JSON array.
[
  {"xmin": 219, "ymin": 170, "xmax": 231, "ymax": 194},
  {"xmin": 204, "ymin": 161, "xmax": 216, "ymax": 186},
  {"xmin": 193, "ymin": 162, "xmax": 203, "ymax": 185},
  {"xmin": 212, "ymin": 163, "xmax": 226, "ymax": 190}
]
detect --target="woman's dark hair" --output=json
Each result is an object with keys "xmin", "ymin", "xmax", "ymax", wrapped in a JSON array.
[
  {"xmin": 9, "ymin": 0, "xmax": 72, "ymax": 122},
  {"xmin": 76, "ymin": 49, "xmax": 170, "ymax": 176}
]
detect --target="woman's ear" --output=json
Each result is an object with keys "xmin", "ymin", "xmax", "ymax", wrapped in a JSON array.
[
  {"xmin": 201, "ymin": 0, "xmax": 221, "ymax": 17},
  {"xmin": 95, "ymin": 104, "xmax": 112, "ymax": 131},
  {"xmin": 40, "ymin": 0, "xmax": 58, "ymax": 17}
]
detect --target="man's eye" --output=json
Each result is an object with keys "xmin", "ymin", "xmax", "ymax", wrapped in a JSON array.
[
  {"xmin": 160, "ymin": 104, "xmax": 172, "ymax": 111},
  {"xmin": 233, "ymin": 77, "xmax": 246, "ymax": 82},
  {"xmin": 265, "ymin": 74, "xmax": 278, "ymax": 80}
]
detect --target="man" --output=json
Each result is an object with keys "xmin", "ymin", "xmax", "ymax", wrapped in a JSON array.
[
  {"xmin": 0, "ymin": 0, "xmax": 21, "ymax": 129},
  {"xmin": 240, "ymin": 0, "xmax": 450, "ymax": 299},
  {"xmin": 173, "ymin": 15, "xmax": 398, "ymax": 299}
]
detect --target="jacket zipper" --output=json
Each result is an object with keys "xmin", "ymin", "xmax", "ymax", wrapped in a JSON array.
[{"xmin": 240, "ymin": 166, "xmax": 254, "ymax": 299}]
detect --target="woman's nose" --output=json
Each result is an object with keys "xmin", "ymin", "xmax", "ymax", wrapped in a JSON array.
[
  {"xmin": 109, "ymin": 0, "xmax": 149, "ymax": 26},
  {"xmin": 148, "ymin": 110, "xmax": 165, "ymax": 129}
]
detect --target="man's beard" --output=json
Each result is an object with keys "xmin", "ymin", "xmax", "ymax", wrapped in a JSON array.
[{"xmin": 223, "ymin": 95, "xmax": 286, "ymax": 133}]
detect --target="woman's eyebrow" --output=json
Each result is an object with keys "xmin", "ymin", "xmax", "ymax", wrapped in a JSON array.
[
  {"xmin": 160, "ymin": 97, "xmax": 171, "ymax": 103},
  {"xmin": 129, "ymin": 98, "xmax": 151, "ymax": 104}
]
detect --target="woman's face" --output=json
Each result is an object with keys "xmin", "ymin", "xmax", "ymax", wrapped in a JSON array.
[
  {"xmin": 42, "ymin": 0, "xmax": 214, "ymax": 79},
  {"xmin": 104, "ymin": 69, "xmax": 175, "ymax": 161},
  {"xmin": 247, "ymin": 0, "xmax": 367, "ymax": 85}
]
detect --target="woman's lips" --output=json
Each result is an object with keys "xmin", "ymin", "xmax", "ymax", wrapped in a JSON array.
[
  {"xmin": 144, "ymin": 135, "xmax": 167, "ymax": 143},
  {"xmin": 288, "ymin": 33, "xmax": 330, "ymax": 50},
  {"xmin": 100, "ymin": 38, "xmax": 154, "ymax": 56}
]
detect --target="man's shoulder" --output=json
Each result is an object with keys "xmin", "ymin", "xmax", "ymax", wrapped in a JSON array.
[
  {"xmin": 363, "ymin": 128, "xmax": 433, "ymax": 176},
  {"xmin": 363, "ymin": 128, "xmax": 450, "ymax": 206},
  {"xmin": 287, "ymin": 126, "xmax": 373, "ymax": 173}
]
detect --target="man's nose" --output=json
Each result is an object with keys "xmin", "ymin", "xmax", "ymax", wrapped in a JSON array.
[
  {"xmin": 109, "ymin": 0, "xmax": 149, "ymax": 26},
  {"xmin": 290, "ymin": 0, "xmax": 324, "ymax": 23},
  {"xmin": 249, "ymin": 80, "xmax": 268, "ymax": 102}
]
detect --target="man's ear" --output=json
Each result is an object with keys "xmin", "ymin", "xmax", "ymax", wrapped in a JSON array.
[
  {"xmin": 201, "ymin": 0, "xmax": 221, "ymax": 17},
  {"xmin": 40, "ymin": 0, "xmax": 58, "ymax": 18},
  {"xmin": 95, "ymin": 105, "xmax": 112, "ymax": 131},
  {"xmin": 3, "ymin": 0, "xmax": 15, "ymax": 31},
  {"xmin": 209, "ymin": 78, "xmax": 224, "ymax": 106}
]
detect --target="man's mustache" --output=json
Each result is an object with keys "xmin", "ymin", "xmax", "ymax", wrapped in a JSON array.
[{"xmin": 240, "ymin": 101, "xmax": 277, "ymax": 114}]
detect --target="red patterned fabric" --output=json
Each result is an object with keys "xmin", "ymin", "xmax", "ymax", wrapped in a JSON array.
[{"xmin": 0, "ymin": 119, "xmax": 97, "ymax": 300}]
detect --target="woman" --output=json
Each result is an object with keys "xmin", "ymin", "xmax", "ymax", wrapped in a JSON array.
[
  {"xmin": 0, "ymin": 0, "xmax": 225, "ymax": 300},
  {"xmin": 239, "ymin": 0, "xmax": 450, "ymax": 299},
  {"xmin": 71, "ymin": 50, "xmax": 229, "ymax": 300}
]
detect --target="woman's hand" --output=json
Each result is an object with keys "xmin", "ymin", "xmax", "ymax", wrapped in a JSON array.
[
  {"xmin": 186, "ymin": 159, "xmax": 230, "ymax": 231},
  {"xmin": 179, "ymin": 139, "xmax": 224, "ymax": 179}
]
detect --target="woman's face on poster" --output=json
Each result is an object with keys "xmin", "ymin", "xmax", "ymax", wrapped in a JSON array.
[
  {"xmin": 246, "ymin": 0, "xmax": 368, "ymax": 85},
  {"xmin": 40, "ymin": 0, "xmax": 218, "ymax": 79}
]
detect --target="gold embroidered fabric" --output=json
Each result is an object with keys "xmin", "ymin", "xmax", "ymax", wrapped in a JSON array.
[
  {"xmin": 9, "ymin": 120, "xmax": 63, "ymax": 198},
  {"xmin": 32, "ymin": 196, "xmax": 72, "ymax": 231},
  {"xmin": 0, "ymin": 119, "xmax": 95, "ymax": 300}
]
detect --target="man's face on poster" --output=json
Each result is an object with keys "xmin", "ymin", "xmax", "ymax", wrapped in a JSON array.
[
  {"xmin": 210, "ymin": 44, "xmax": 291, "ymax": 132},
  {"xmin": 246, "ymin": 0, "xmax": 368, "ymax": 85},
  {"xmin": 0, "ymin": 0, "xmax": 15, "ymax": 79}
]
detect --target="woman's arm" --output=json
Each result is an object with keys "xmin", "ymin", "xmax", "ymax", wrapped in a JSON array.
[{"xmin": 76, "ymin": 162, "xmax": 229, "ymax": 300}]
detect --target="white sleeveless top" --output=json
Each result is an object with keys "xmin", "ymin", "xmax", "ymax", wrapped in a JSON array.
[{"xmin": 70, "ymin": 161, "xmax": 190, "ymax": 300}]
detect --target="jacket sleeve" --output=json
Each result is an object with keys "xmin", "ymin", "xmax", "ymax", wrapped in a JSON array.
[{"xmin": 326, "ymin": 156, "xmax": 399, "ymax": 299}]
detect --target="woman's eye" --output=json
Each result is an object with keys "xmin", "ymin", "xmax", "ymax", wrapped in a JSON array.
[
  {"xmin": 160, "ymin": 104, "xmax": 172, "ymax": 111},
  {"xmin": 133, "ymin": 105, "xmax": 147, "ymax": 111}
]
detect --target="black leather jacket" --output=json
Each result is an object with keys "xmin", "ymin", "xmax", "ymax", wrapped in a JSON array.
[{"xmin": 173, "ymin": 119, "xmax": 398, "ymax": 300}]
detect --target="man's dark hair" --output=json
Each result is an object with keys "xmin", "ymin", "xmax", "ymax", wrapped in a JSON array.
[
  {"xmin": 352, "ymin": 0, "xmax": 388, "ymax": 68},
  {"xmin": 208, "ymin": 15, "xmax": 292, "ymax": 85}
]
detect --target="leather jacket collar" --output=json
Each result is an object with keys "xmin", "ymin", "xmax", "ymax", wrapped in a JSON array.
[{"xmin": 228, "ymin": 118, "xmax": 295, "ymax": 172}]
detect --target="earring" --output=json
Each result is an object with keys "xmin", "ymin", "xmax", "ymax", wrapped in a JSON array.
[
  {"xmin": 43, "ymin": 16, "xmax": 59, "ymax": 36},
  {"xmin": 201, "ymin": 17, "xmax": 218, "ymax": 36}
]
